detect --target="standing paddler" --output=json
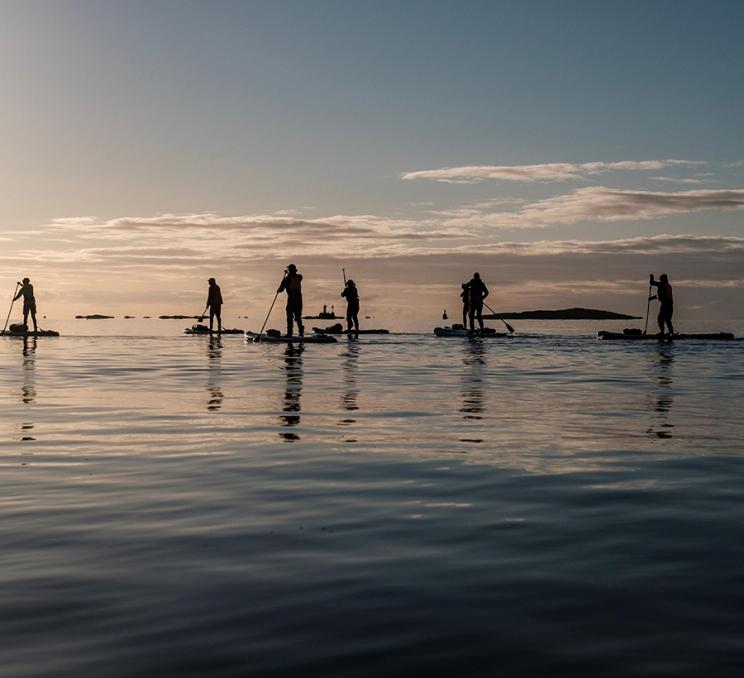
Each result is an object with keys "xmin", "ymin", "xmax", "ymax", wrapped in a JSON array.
[
  {"xmin": 467, "ymin": 272, "xmax": 489, "ymax": 333},
  {"xmin": 277, "ymin": 263, "xmax": 304, "ymax": 337},
  {"xmin": 206, "ymin": 277, "xmax": 223, "ymax": 334},
  {"xmin": 649, "ymin": 273, "xmax": 674, "ymax": 336},
  {"xmin": 14, "ymin": 278, "xmax": 38, "ymax": 334},
  {"xmin": 342, "ymin": 279, "xmax": 360, "ymax": 334}
]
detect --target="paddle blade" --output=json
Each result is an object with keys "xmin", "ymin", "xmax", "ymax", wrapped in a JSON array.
[{"xmin": 505, "ymin": 322, "xmax": 515, "ymax": 334}]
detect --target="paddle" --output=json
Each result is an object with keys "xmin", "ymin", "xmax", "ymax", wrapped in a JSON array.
[
  {"xmin": 197, "ymin": 305, "xmax": 209, "ymax": 323},
  {"xmin": 643, "ymin": 276, "xmax": 653, "ymax": 335},
  {"xmin": 257, "ymin": 272, "xmax": 287, "ymax": 340},
  {"xmin": 483, "ymin": 301, "xmax": 515, "ymax": 334},
  {"xmin": 0, "ymin": 282, "xmax": 20, "ymax": 336},
  {"xmin": 342, "ymin": 267, "xmax": 347, "ymax": 285}
]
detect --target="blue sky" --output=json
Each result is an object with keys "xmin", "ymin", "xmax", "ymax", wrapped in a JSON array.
[{"xmin": 1, "ymin": 1, "xmax": 743, "ymax": 324}]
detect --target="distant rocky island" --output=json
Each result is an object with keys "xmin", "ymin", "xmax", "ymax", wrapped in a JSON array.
[
  {"xmin": 159, "ymin": 315, "xmax": 202, "ymax": 320},
  {"xmin": 483, "ymin": 307, "xmax": 641, "ymax": 320},
  {"xmin": 75, "ymin": 314, "xmax": 115, "ymax": 319}
]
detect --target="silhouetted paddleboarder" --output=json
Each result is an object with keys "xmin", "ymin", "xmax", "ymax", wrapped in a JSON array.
[
  {"xmin": 460, "ymin": 283, "xmax": 470, "ymax": 327},
  {"xmin": 342, "ymin": 279, "xmax": 360, "ymax": 334},
  {"xmin": 206, "ymin": 278, "xmax": 223, "ymax": 334},
  {"xmin": 467, "ymin": 272, "xmax": 489, "ymax": 332},
  {"xmin": 277, "ymin": 264, "xmax": 304, "ymax": 337},
  {"xmin": 14, "ymin": 278, "xmax": 38, "ymax": 334},
  {"xmin": 649, "ymin": 273, "xmax": 674, "ymax": 336}
]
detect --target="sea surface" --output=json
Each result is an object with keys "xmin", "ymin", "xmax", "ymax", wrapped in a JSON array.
[{"xmin": 2, "ymin": 319, "xmax": 744, "ymax": 677}]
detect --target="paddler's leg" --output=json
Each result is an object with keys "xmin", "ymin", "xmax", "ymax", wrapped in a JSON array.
[
  {"xmin": 462, "ymin": 303, "xmax": 468, "ymax": 327},
  {"xmin": 296, "ymin": 303, "xmax": 304, "ymax": 337},
  {"xmin": 209, "ymin": 306, "xmax": 215, "ymax": 333},
  {"xmin": 657, "ymin": 308, "xmax": 665, "ymax": 335},
  {"xmin": 285, "ymin": 303, "xmax": 294, "ymax": 337},
  {"xmin": 475, "ymin": 301, "xmax": 484, "ymax": 331},
  {"xmin": 663, "ymin": 303, "xmax": 674, "ymax": 335},
  {"xmin": 468, "ymin": 306, "xmax": 475, "ymax": 332},
  {"xmin": 346, "ymin": 305, "xmax": 353, "ymax": 332}
]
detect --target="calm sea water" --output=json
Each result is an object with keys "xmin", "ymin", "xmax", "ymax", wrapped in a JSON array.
[{"xmin": 2, "ymin": 319, "xmax": 744, "ymax": 677}]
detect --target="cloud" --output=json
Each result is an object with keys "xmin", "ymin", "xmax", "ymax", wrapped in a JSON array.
[
  {"xmin": 401, "ymin": 159, "xmax": 702, "ymax": 184},
  {"xmin": 651, "ymin": 176, "xmax": 712, "ymax": 184},
  {"xmin": 440, "ymin": 187, "xmax": 744, "ymax": 229},
  {"xmin": 517, "ymin": 187, "xmax": 744, "ymax": 225}
]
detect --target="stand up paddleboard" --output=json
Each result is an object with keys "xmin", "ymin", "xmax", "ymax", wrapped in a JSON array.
[
  {"xmin": 1, "ymin": 323, "xmax": 60, "ymax": 337},
  {"xmin": 313, "ymin": 325, "xmax": 389, "ymax": 335},
  {"xmin": 245, "ymin": 331, "xmax": 337, "ymax": 344},
  {"xmin": 184, "ymin": 324, "xmax": 244, "ymax": 335},
  {"xmin": 598, "ymin": 330, "xmax": 736, "ymax": 341},
  {"xmin": 434, "ymin": 326, "xmax": 511, "ymax": 338}
]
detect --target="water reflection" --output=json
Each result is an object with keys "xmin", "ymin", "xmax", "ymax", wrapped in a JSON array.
[
  {"xmin": 646, "ymin": 345, "xmax": 674, "ymax": 439},
  {"xmin": 20, "ymin": 336, "xmax": 36, "ymax": 440},
  {"xmin": 340, "ymin": 337, "xmax": 360, "ymax": 418},
  {"xmin": 279, "ymin": 344, "xmax": 304, "ymax": 441},
  {"xmin": 459, "ymin": 339, "xmax": 485, "ymax": 444},
  {"xmin": 206, "ymin": 335, "xmax": 224, "ymax": 412}
]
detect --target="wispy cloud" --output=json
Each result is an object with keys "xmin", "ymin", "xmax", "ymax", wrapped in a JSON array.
[
  {"xmin": 401, "ymin": 160, "xmax": 702, "ymax": 184},
  {"xmin": 440, "ymin": 187, "xmax": 744, "ymax": 229},
  {"xmin": 651, "ymin": 176, "xmax": 713, "ymax": 184}
]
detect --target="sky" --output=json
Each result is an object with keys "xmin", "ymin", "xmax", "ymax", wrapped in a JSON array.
[{"xmin": 1, "ymin": 0, "xmax": 743, "ymax": 328}]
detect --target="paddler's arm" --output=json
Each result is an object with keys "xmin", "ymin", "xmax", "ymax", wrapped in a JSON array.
[{"xmin": 482, "ymin": 285, "xmax": 490, "ymax": 300}]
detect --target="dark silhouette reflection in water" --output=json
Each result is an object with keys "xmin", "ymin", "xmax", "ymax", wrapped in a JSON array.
[
  {"xmin": 206, "ymin": 335, "xmax": 224, "ymax": 412},
  {"xmin": 20, "ymin": 336, "xmax": 36, "ymax": 440},
  {"xmin": 340, "ymin": 337, "xmax": 360, "ymax": 416},
  {"xmin": 279, "ymin": 344, "xmax": 304, "ymax": 441},
  {"xmin": 460, "ymin": 338, "xmax": 485, "ymax": 443},
  {"xmin": 339, "ymin": 337, "xmax": 360, "ymax": 441},
  {"xmin": 646, "ymin": 345, "xmax": 674, "ymax": 439}
]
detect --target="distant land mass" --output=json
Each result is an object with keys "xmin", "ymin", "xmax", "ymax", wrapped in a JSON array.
[
  {"xmin": 75, "ymin": 314, "xmax": 115, "ymax": 319},
  {"xmin": 483, "ymin": 307, "xmax": 641, "ymax": 320},
  {"xmin": 159, "ymin": 315, "xmax": 202, "ymax": 320}
]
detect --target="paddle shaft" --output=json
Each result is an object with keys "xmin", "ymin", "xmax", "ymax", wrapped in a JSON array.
[
  {"xmin": 483, "ymin": 301, "xmax": 515, "ymax": 334},
  {"xmin": 643, "ymin": 282, "xmax": 652, "ymax": 335},
  {"xmin": 1, "ymin": 283, "xmax": 20, "ymax": 335},
  {"xmin": 258, "ymin": 274, "xmax": 286, "ymax": 338},
  {"xmin": 342, "ymin": 268, "xmax": 347, "ymax": 285}
]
